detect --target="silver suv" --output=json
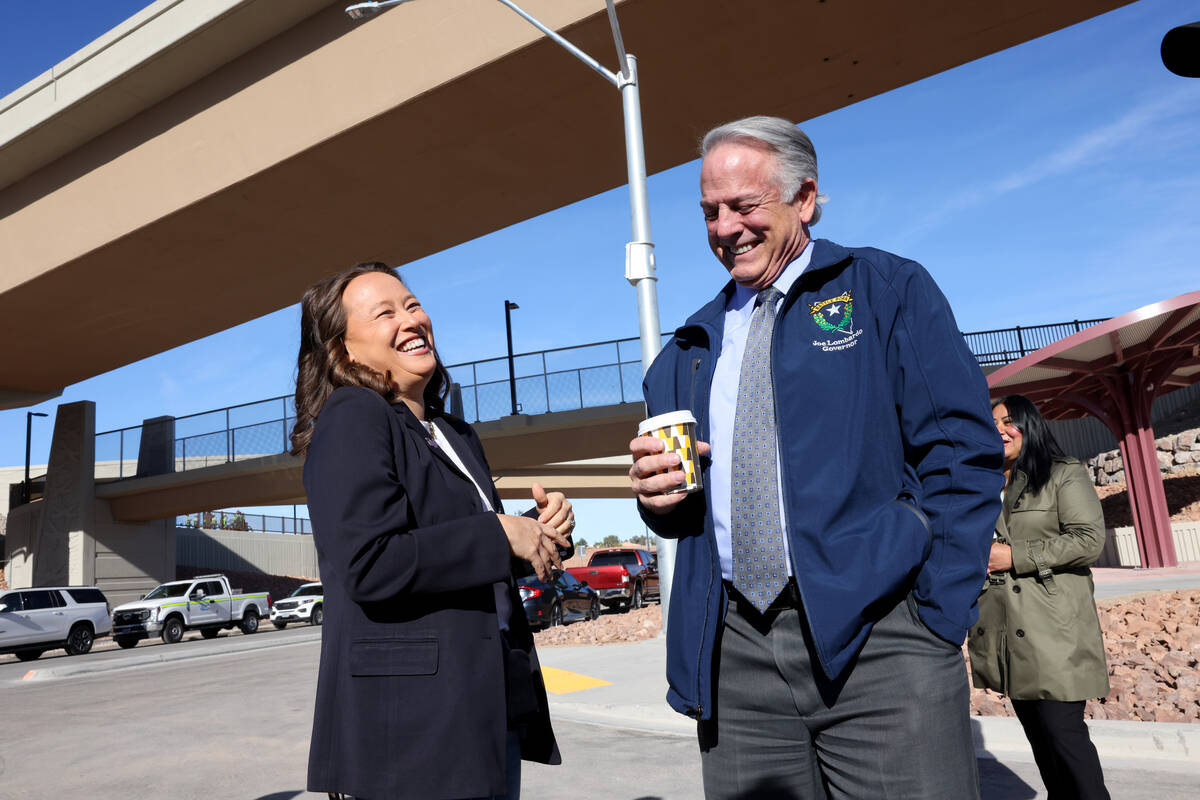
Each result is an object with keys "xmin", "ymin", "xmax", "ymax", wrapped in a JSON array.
[{"xmin": 0, "ymin": 586, "xmax": 112, "ymax": 661}]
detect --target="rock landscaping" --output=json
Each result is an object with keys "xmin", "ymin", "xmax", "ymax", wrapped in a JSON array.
[{"xmin": 534, "ymin": 603, "xmax": 662, "ymax": 647}]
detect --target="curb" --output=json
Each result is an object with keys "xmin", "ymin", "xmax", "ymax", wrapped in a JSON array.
[
  {"xmin": 12, "ymin": 628, "xmax": 321, "ymax": 684},
  {"xmin": 974, "ymin": 715, "xmax": 1200, "ymax": 768}
]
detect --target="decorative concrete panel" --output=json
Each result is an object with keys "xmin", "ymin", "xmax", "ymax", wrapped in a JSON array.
[
  {"xmin": 1171, "ymin": 521, "xmax": 1200, "ymax": 562},
  {"xmin": 1097, "ymin": 522, "xmax": 1200, "ymax": 567}
]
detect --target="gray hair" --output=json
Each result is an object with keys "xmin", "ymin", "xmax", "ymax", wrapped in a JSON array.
[{"xmin": 700, "ymin": 116, "xmax": 829, "ymax": 225}]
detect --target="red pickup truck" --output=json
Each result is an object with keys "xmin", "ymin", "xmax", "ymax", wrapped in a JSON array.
[{"xmin": 566, "ymin": 547, "xmax": 659, "ymax": 612}]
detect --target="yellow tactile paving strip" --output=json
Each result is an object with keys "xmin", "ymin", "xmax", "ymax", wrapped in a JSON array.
[{"xmin": 540, "ymin": 665, "xmax": 612, "ymax": 695}]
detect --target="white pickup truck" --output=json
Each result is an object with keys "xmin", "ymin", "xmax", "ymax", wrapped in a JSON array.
[{"xmin": 111, "ymin": 574, "xmax": 271, "ymax": 648}]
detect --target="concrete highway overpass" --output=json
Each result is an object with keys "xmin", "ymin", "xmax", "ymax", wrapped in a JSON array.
[
  {"xmin": 31, "ymin": 317, "xmax": 1109, "ymax": 522},
  {"xmin": 94, "ymin": 403, "xmax": 646, "ymax": 523},
  {"xmin": 1, "ymin": 0, "xmax": 1134, "ymax": 594},
  {"xmin": 0, "ymin": 0, "xmax": 1130, "ymax": 409}
]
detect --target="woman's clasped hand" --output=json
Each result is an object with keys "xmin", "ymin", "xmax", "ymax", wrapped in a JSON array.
[{"xmin": 497, "ymin": 513, "xmax": 560, "ymax": 581}]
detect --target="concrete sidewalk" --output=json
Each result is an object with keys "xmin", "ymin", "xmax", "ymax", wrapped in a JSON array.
[
  {"xmin": 539, "ymin": 558, "xmax": 1200, "ymax": 780},
  {"xmin": 1091, "ymin": 562, "xmax": 1200, "ymax": 599},
  {"xmin": 536, "ymin": 636, "xmax": 1200, "ymax": 778},
  {"xmin": 538, "ymin": 563, "xmax": 1200, "ymax": 761}
]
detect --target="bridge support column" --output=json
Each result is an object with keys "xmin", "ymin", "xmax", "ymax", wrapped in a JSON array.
[
  {"xmin": 5, "ymin": 401, "xmax": 176, "ymax": 603},
  {"xmin": 12, "ymin": 401, "xmax": 98, "ymax": 587}
]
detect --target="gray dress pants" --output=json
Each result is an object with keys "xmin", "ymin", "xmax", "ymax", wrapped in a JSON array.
[{"xmin": 698, "ymin": 588, "xmax": 979, "ymax": 800}]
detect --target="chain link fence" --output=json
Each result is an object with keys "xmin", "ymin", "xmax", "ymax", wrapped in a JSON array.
[
  {"xmin": 97, "ymin": 396, "xmax": 295, "ymax": 479},
  {"xmin": 451, "ymin": 336, "xmax": 660, "ymax": 421},
  {"xmin": 96, "ymin": 319, "xmax": 1106, "ymax": 480}
]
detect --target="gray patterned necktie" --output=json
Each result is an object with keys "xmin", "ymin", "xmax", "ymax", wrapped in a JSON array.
[{"xmin": 731, "ymin": 285, "xmax": 789, "ymax": 613}]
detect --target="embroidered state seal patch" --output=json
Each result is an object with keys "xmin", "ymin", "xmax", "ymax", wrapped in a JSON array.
[{"xmin": 808, "ymin": 291, "xmax": 854, "ymax": 332}]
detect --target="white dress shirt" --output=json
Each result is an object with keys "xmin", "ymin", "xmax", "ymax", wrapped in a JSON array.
[
  {"xmin": 428, "ymin": 419, "xmax": 494, "ymax": 512},
  {"xmin": 708, "ymin": 241, "xmax": 814, "ymax": 580}
]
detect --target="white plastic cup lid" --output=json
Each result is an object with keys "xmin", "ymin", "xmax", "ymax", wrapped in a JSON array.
[{"xmin": 638, "ymin": 410, "xmax": 697, "ymax": 435}]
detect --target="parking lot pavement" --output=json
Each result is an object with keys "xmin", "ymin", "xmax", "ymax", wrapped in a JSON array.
[
  {"xmin": 522, "ymin": 718, "xmax": 703, "ymax": 797},
  {"xmin": 0, "ymin": 612, "xmax": 323, "ymax": 665},
  {"xmin": 0, "ymin": 620, "xmax": 322, "ymax": 679},
  {"xmin": 0, "ymin": 632, "xmax": 320, "ymax": 799},
  {"xmin": 4, "ymin": 576, "xmax": 1199, "ymax": 799},
  {"xmin": 3, "ymin": 626, "xmax": 1195, "ymax": 800}
]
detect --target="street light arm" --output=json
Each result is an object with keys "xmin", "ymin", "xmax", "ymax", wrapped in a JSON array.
[
  {"xmin": 604, "ymin": 0, "xmax": 631, "ymax": 82},
  {"xmin": 495, "ymin": 0, "xmax": 621, "ymax": 86},
  {"xmin": 346, "ymin": 0, "xmax": 622, "ymax": 86}
]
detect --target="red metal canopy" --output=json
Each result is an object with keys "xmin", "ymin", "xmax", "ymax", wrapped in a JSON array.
[{"xmin": 987, "ymin": 290, "xmax": 1200, "ymax": 568}]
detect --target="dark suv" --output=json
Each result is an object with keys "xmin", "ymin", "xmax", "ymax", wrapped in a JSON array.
[{"xmin": 517, "ymin": 569, "xmax": 601, "ymax": 629}]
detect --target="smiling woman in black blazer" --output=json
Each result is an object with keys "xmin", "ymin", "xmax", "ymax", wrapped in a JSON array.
[{"xmin": 291, "ymin": 262, "xmax": 573, "ymax": 800}]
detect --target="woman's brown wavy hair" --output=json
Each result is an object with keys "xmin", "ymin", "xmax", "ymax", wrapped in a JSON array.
[{"xmin": 289, "ymin": 262, "xmax": 451, "ymax": 456}]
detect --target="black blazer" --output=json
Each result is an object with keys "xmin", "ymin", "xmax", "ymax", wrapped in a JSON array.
[{"xmin": 303, "ymin": 386, "xmax": 559, "ymax": 800}]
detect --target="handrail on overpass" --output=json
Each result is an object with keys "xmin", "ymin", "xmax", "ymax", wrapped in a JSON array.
[
  {"xmin": 94, "ymin": 317, "xmax": 1107, "ymax": 481},
  {"xmin": 177, "ymin": 509, "xmax": 312, "ymax": 535}
]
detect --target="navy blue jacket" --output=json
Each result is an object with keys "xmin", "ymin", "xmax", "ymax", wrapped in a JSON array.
[
  {"xmin": 641, "ymin": 239, "xmax": 1004, "ymax": 720},
  {"xmin": 304, "ymin": 386, "xmax": 559, "ymax": 799}
]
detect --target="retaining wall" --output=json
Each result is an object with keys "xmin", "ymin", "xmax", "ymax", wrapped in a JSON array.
[{"xmin": 176, "ymin": 527, "xmax": 318, "ymax": 579}]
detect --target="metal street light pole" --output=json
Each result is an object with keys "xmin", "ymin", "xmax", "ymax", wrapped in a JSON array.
[
  {"xmin": 345, "ymin": 0, "xmax": 673, "ymax": 626},
  {"xmin": 504, "ymin": 300, "xmax": 520, "ymax": 416},
  {"xmin": 24, "ymin": 411, "xmax": 48, "ymax": 505}
]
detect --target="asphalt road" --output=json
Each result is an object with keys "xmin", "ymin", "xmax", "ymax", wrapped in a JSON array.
[
  {"xmin": 1, "ymin": 624, "xmax": 1197, "ymax": 799},
  {"xmin": 0, "ymin": 624, "xmax": 323, "ymax": 800}
]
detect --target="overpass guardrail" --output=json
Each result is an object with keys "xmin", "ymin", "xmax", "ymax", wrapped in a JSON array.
[
  {"xmin": 94, "ymin": 318, "xmax": 1106, "ymax": 481},
  {"xmin": 177, "ymin": 509, "xmax": 313, "ymax": 534}
]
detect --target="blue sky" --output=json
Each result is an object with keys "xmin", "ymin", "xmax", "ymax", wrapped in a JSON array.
[{"xmin": 3, "ymin": 1, "xmax": 1199, "ymax": 539}]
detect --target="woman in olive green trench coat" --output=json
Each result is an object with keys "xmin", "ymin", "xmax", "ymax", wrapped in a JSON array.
[{"xmin": 969, "ymin": 395, "xmax": 1110, "ymax": 800}]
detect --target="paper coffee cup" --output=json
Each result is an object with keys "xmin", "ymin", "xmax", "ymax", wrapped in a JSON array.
[{"xmin": 638, "ymin": 410, "xmax": 702, "ymax": 494}]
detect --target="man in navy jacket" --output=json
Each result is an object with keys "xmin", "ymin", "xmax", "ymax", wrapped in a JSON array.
[{"xmin": 630, "ymin": 116, "xmax": 1003, "ymax": 799}]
